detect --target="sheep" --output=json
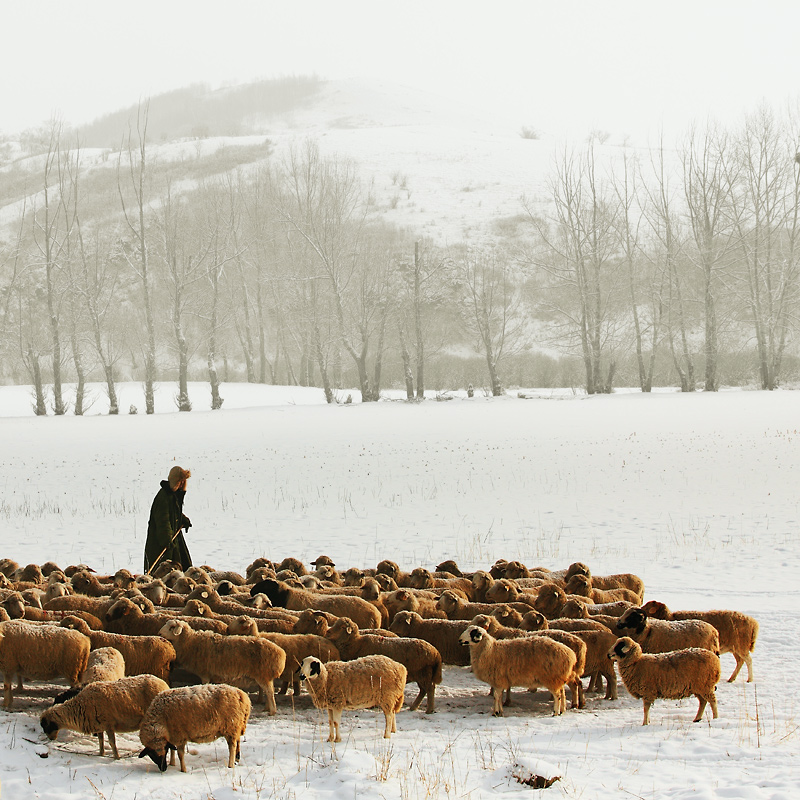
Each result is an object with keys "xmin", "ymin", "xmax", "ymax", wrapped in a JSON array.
[
  {"xmin": 103, "ymin": 597, "xmax": 230, "ymax": 636},
  {"xmin": 342, "ymin": 567, "xmax": 366, "ymax": 587},
  {"xmin": 325, "ymin": 616, "xmax": 443, "ymax": 713},
  {"xmin": 139, "ymin": 683, "xmax": 251, "ymax": 772},
  {"xmin": 59, "ymin": 615, "xmax": 176, "ymax": 683},
  {"xmin": 435, "ymin": 560, "xmax": 463, "ymax": 577},
  {"xmin": 436, "ymin": 589, "xmax": 531, "ymax": 620},
  {"xmin": 615, "ymin": 607, "xmax": 720, "ymax": 655},
  {"xmin": 471, "ymin": 571, "xmax": 494, "ymax": 603},
  {"xmin": 251, "ymin": 579, "xmax": 382, "ymax": 629},
  {"xmin": 298, "ymin": 654, "xmax": 407, "ymax": 742},
  {"xmin": 485, "ymin": 578, "xmax": 538, "ymax": 607},
  {"xmin": 533, "ymin": 584, "xmax": 591, "ymax": 619},
  {"xmin": 492, "ymin": 605, "xmax": 525, "ymax": 628},
  {"xmin": 562, "ymin": 598, "xmax": 634, "ymax": 618},
  {"xmin": 384, "ymin": 588, "xmax": 446, "ymax": 622},
  {"xmin": 0, "ymin": 558, "xmax": 19, "ymax": 578},
  {"xmin": 389, "ymin": 611, "xmax": 473, "ymax": 666},
  {"xmin": 640, "ymin": 600, "xmax": 759, "ymax": 683},
  {"xmin": 81, "ymin": 647, "xmax": 126, "ymax": 685},
  {"xmin": 277, "ymin": 556, "xmax": 308, "ymax": 576},
  {"xmin": 608, "ymin": 636, "xmax": 720, "ymax": 725},
  {"xmin": 40, "ymin": 674, "xmax": 169, "ymax": 758},
  {"xmin": 226, "ymin": 615, "xmax": 339, "ymax": 696},
  {"xmin": 0, "ymin": 620, "xmax": 91, "ymax": 708},
  {"xmin": 565, "ymin": 563, "xmax": 645, "ymax": 601},
  {"xmin": 185, "ymin": 586, "xmax": 276, "ymax": 619},
  {"xmin": 564, "ymin": 574, "xmax": 641, "ymax": 605},
  {"xmin": 458, "ymin": 625, "xmax": 577, "ymax": 716},
  {"xmin": 158, "ymin": 619, "xmax": 286, "ymax": 714},
  {"xmin": 408, "ymin": 567, "xmax": 474, "ymax": 598}
]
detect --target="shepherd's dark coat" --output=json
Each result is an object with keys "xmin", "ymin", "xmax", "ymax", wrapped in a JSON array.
[{"xmin": 144, "ymin": 481, "xmax": 192, "ymax": 572}]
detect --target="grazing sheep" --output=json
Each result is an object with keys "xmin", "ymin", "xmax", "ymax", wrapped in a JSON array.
[
  {"xmin": 458, "ymin": 625, "xmax": 576, "ymax": 716},
  {"xmin": 0, "ymin": 620, "xmax": 90, "ymax": 708},
  {"xmin": 564, "ymin": 574, "xmax": 641, "ymax": 605},
  {"xmin": 226, "ymin": 615, "xmax": 339, "ymax": 696},
  {"xmin": 40, "ymin": 674, "xmax": 169, "ymax": 758},
  {"xmin": 250, "ymin": 579, "xmax": 382, "ymax": 629},
  {"xmin": 158, "ymin": 619, "xmax": 285, "ymax": 714},
  {"xmin": 389, "ymin": 610, "xmax": 473, "ymax": 666},
  {"xmin": 59, "ymin": 616, "xmax": 176, "ymax": 683},
  {"xmin": 640, "ymin": 600, "xmax": 759, "ymax": 683},
  {"xmin": 298, "ymin": 654, "xmax": 407, "ymax": 742},
  {"xmin": 81, "ymin": 647, "xmax": 126, "ymax": 685},
  {"xmin": 615, "ymin": 607, "xmax": 720, "ymax": 655},
  {"xmin": 139, "ymin": 683, "xmax": 251, "ymax": 772},
  {"xmin": 608, "ymin": 636, "xmax": 720, "ymax": 725},
  {"xmin": 325, "ymin": 616, "xmax": 443, "ymax": 713}
]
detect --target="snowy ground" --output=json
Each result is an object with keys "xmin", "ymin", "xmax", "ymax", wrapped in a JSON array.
[{"xmin": 0, "ymin": 382, "xmax": 797, "ymax": 799}]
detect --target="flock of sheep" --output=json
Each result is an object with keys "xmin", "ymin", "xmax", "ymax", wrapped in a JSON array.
[{"xmin": 0, "ymin": 555, "xmax": 759, "ymax": 773}]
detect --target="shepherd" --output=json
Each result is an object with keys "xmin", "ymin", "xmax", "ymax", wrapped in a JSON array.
[{"xmin": 144, "ymin": 466, "xmax": 193, "ymax": 573}]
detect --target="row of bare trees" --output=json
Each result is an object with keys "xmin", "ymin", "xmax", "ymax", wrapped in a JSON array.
[
  {"xmin": 2, "ymin": 105, "xmax": 800, "ymax": 413},
  {"xmin": 523, "ymin": 106, "xmax": 800, "ymax": 393}
]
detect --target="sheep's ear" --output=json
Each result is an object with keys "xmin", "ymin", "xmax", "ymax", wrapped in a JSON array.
[{"xmin": 346, "ymin": 623, "xmax": 354, "ymax": 635}]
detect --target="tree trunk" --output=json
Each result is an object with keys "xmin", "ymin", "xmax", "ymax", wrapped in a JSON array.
[
  {"xmin": 29, "ymin": 346, "xmax": 47, "ymax": 416},
  {"xmin": 399, "ymin": 325, "xmax": 415, "ymax": 400}
]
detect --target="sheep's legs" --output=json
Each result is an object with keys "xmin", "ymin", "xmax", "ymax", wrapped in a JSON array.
[
  {"xmin": 728, "ymin": 653, "xmax": 753, "ymax": 683},
  {"xmin": 262, "ymin": 681, "xmax": 277, "ymax": 715},
  {"xmin": 107, "ymin": 730, "xmax": 120, "ymax": 759},
  {"xmin": 491, "ymin": 686, "xmax": 505, "ymax": 716},
  {"xmin": 226, "ymin": 736, "xmax": 238, "ymax": 768},
  {"xmin": 425, "ymin": 685, "xmax": 436, "ymax": 714},
  {"xmin": 327, "ymin": 708, "xmax": 342, "ymax": 742},
  {"xmin": 383, "ymin": 710, "xmax": 395, "ymax": 738},
  {"xmin": 642, "ymin": 698, "xmax": 653, "ymax": 725},
  {"xmin": 177, "ymin": 744, "xmax": 187, "ymax": 773},
  {"xmin": 408, "ymin": 684, "xmax": 426, "ymax": 712},
  {"xmin": 693, "ymin": 692, "xmax": 718, "ymax": 722},
  {"xmin": 3, "ymin": 679, "xmax": 12, "ymax": 709}
]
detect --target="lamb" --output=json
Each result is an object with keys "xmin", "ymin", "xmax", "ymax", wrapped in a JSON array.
[
  {"xmin": 158, "ymin": 619, "xmax": 286, "ymax": 714},
  {"xmin": 81, "ymin": 647, "xmax": 126, "ymax": 685},
  {"xmin": 564, "ymin": 574, "xmax": 641, "ymax": 605},
  {"xmin": 226, "ymin": 615, "xmax": 339, "ymax": 696},
  {"xmin": 458, "ymin": 625, "xmax": 577, "ymax": 716},
  {"xmin": 325, "ymin": 616, "xmax": 443, "ymax": 713},
  {"xmin": 640, "ymin": 600, "xmax": 759, "ymax": 683},
  {"xmin": 40, "ymin": 674, "xmax": 169, "ymax": 758},
  {"xmin": 389, "ymin": 610, "xmax": 473, "ymax": 666},
  {"xmin": 608, "ymin": 636, "xmax": 720, "ymax": 725},
  {"xmin": 436, "ymin": 589, "xmax": 531, "ymax": 620},
  {"xmin": 615, "ymin": 607, "xmax": 720, "ymax": 655},
  {"xmin": 0, "ymin": 620, "xmax": 90, "ymax": 708},
  {"xmin": 139, "ymin": 683, "xmax": 251, "ymax": 772},
  {"xmin": 298, "ymin": 654, "xmax": 407, "ymax": 742},
  {"xmin": 59, "ymin": 615, "xmax": 176, "ymax": 683},
  {"xmin": 250, "ymin": 579, "xmax": 382, "ymax": 629}
]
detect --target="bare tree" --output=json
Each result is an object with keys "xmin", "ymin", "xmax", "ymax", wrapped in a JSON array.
[
  {"xmin": 523, "ymin": 143, "xmax": 623, "ymax": 393},
  {"xmin": 681, "ymin": 123, "xmax": 737, "ymax": 391},
  {"xmin": 454, "ymin": 242, "xmax": 525, "ymax": 396},
  {"xmin": 729, "ymin": 107, "xmax": 800, "ymax": 389},
  {"xmin": 118, "ymin": 102, "xmax": 157, "ymax": 413}
]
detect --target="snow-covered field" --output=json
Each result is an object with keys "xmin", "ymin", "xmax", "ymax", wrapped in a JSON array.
[{"xmin": 1, "ymin": 382, "xmax": 797, "ymax": 799}]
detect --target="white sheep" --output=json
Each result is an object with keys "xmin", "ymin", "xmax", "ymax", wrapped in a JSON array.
[
  {"xmin": 0, "ymin": 620, "xmax": 90, "ymax": 708},
  {"xmin": 298, "ymin": 654, "xmax": 407, "ymax": 742},
  {"xmin": 608, "ymin": 636, "xmax": 721, "ymax": 725},
  {"xmin": 158, "ymin": 619, "xmax": 286, "ymax": 714},
  {"xmin": 458, "ymin": 624, "xmax": 576, "ymax": 716},
  {"xmin": 81, "ymin": 646, "xmax": 126, "ymax": 685},
  {"xmin": 139, "ymin": 683, "xmax": 252, "ymax": 772},
  {"xmin": 640, "ymin": 600, "xmax": 759, "ymax": 683},
  {"xmin": 40, "ymin": 674, "xmax": 169, "ymax": 757}
]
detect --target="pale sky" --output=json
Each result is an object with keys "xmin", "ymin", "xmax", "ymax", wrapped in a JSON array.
[{"xmin": 3, "ymin": 0, "xmax": 799, "ymax": 143}]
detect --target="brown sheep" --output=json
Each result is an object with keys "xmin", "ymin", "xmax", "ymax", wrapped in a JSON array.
[
  {"xmin": 564, "ymin": 574, "xmax": 641, "ymax": 605},
  {"xmin": 615, "ymin": 607, "xmax": 720, "ymax": 655},
  {"xmin": 640, "ymin": 600, "xmax": 758, "ymax": 683}
]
